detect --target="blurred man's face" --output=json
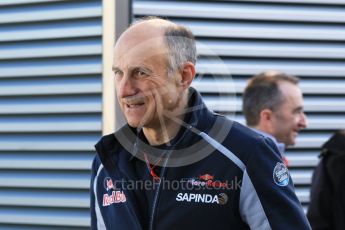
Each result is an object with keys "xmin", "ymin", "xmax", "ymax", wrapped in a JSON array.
[
  {"xmin": 271, "ymin": 82, "xmax": 308, "ymax": 146},
  {"xmin": 112, "ymin": 26, "xmax": 183, "ymax": 129}
]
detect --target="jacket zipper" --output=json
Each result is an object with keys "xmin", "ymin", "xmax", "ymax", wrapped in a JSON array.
[{"xmin": 148, "ymin": 151, "xmax": 171, "ymax": 230}]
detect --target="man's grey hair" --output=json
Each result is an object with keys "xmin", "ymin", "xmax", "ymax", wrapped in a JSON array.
[
  {"xmin": 132, "ymin": 16, "xmax": 197, "ymax": 76},
  {"xmin": 164, "ymin": 26, "xmax": 197, "ymax": 75},
  {"xmin": 243, "ymin": 71, "xmax": 299, "ymax": 126}
]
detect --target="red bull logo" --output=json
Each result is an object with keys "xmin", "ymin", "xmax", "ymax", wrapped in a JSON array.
[
  {"xmin": 103, "ymin": 191, "xmax": 126, "ymax": 206},
  {"xmin": 104, "ymin": 177, "xmax": 114, "ymax": 191}
]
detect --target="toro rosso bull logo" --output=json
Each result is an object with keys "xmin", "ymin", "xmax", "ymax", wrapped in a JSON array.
[
  {"xmin": 102, "ymin": 177, "xmax": 126, "ymax": 206},
  {"xmin": 199, "ymin": 174, "xmax": 214, "ymax": 180}
]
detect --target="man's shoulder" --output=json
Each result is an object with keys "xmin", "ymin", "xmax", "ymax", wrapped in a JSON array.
[
  {"xmin": 226, "ymin": 119, "xmax": 266, "ymax": 147},
  {"xmin": 217, "ymin": 118, "xmax": 272, "ymax": 164},
  {"xmin": 96, "ymin": 124, "xmax": 132, "ymax": 148},
  {"xmin": 94, "ymin": 125, "xmax": 132, "ymax": 159},
  {"xmin": 95, "ymin": 132, "xmax": 117, "ymax": 151},
  {"xmin": 207, "ymin": 115, "xmax": 265, "ymax": 146}
]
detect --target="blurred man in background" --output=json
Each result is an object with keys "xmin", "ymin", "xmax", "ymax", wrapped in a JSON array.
[
  {"xmin": 308, "ymin": 130, "xmax": 345, "ymax": 230},
  {"xmin": 242, "ymin": 71, "xmax": 308, "ymax": 165}
]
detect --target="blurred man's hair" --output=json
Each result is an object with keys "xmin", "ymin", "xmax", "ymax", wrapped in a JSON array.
[{"xmin": 243, "ymin": 71, "xmax": 299, "ymax": 126}]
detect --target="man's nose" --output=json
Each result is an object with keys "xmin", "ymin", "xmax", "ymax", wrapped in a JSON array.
[
  {"xmin": 117, "ymin": 76, "xmax": 137, "ymax": 98},
  {"xmin": 299, "ymin": 112, "xmax": 308, "ymax": 129}
]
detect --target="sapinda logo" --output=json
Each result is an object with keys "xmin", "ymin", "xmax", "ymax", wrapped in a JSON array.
[{"xmin": 176, "ymin": 192, "xmax": 228, "ymax": 205}]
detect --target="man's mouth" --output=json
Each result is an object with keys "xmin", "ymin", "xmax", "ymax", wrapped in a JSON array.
[
  {"xmin": 126, "ymin": 102, "xmax": 145, "ymax": 108},
  {"xmin": 122, "ymin": 95, "xmax": 146, "ymax": 109}
]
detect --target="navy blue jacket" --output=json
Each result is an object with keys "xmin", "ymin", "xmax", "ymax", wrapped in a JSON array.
[{"xmin": 91, "ymin": 88, "xmax": 310, "ymax": 230}]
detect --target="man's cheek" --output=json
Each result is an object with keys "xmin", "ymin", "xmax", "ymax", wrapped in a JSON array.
[{"xmin": 154, "ymin": 95, "xmax": 165, "ymax": 113}]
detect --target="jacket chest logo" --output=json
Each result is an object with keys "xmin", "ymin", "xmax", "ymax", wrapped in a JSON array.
[
  {"xmin": 102, "ymin": 177, "xmax": 127, "ymax": 206},
  {"xmin": 273, "ymin": 162, "xmax": 290, "ymax": 187},
  {"xmin": 176, "ymin": 192, "xmax": 228, "ymax": 205},
  {"xmin": 103, "ymin": 191, "xmax": 127, "ymax": 206},
  {"xmin": 185, "ymin": 173, "xmax": 229, "ymax": 189}
]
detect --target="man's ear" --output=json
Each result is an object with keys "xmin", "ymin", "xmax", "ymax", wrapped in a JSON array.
[
  {"xmin": 179, "ymin": 62, "xmax": 196, "ymax": 90},
  {"xmin": 260, "ymin": 109, "xmax": 273, "ymax": 123}
]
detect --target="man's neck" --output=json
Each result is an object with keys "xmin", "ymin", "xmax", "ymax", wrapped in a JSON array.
[
  {"xmin": 250, "ymin": 126, "xmax": 286, "ymax": 154},
  {"xmin": 252, "ymin": 127, "xmax": 275, "ymax": 141},
  {"xmin": 143, "ymin": 115, "xmax": 185, "ymax": 146},
  {"xmin": 143, "ymin": 90, "xmax": 189, "ymax": 146}
]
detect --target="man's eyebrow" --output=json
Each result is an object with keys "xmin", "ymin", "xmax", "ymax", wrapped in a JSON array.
[
  {"xmin": 111, "ymin": 66, "xmax": 153, "ymax": 74},
  {"xmin": 112, "ymin": 67, "xmax": 121, "ymax": 72},
  {"xmin": 293, "ymin": 106, "xmax": 304, "ymax": 112},
  {"xmin": 132, "ymin": 66, "xmax": 152, "ymax": 73}
]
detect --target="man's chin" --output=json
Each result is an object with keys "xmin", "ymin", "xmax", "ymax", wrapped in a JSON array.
[
  {"xmin": 126, "ymin": 118, "xmax": 146, "ymax": 129},
  {"xmin": 287, "ymin": 139, "xmax": 296, "ymax": 147},
  {"xmin": 127, "ymin": 123, "xmax": 138, "ymax": 128}
]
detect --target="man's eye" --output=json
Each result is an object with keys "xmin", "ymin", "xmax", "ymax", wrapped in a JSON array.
[
  {"xmin": 294, "ymin": 109, "xmax": 303, "ymax": 115},
  {"xmin": 113, "ymin": 70, "xmax": 123, "ymax": 78},
  {"xmin": 136, "ymin": 70, "xmax": 148, "ymax": 78}
]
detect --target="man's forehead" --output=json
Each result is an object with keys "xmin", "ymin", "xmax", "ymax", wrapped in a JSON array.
[
  {"xmin": 116, "ymin": 20, "xmax": 167, "ymax": 47},
  {"xmin": 113, "ymin": 21, "xmax": 171, "ymax": 68},
  {"xmin": 113, "ymin": 36, "xmax": 168, "ymax": 67},
  {"xmin": 125, "ymin": 19, "xmax": 174, "ymax": 35},
  {"xmin": 115, "ymin": 35, "xmax": 165, "ymax": 53},
  {"xmin": 279, "ymin": 81, "xmax": 301, "ymax": 94}
]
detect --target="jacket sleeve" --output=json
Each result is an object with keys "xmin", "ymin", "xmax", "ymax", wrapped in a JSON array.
[
  {"xmin": 239, "ymin": 137, "xmax": 311, "ymax": 230},
  {"xmin": 307, "ymin": 158, "xmax": 333, "ymax": 229},
  {"xmin": 90, "ymin": 155, "xmax": 99, "ymax": 230}
]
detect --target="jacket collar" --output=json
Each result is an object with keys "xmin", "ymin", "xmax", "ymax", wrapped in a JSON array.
[
  {"xmin": 125, "ymin": 87, "xmax": 216, "ymax": 162},
  {"xmin": 95, "ymin": 87, "xmax": 217, "ymax": 167},
  {"xmin": 251, "ymin": 128, "xmax": 286, "ymax": 154}
]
